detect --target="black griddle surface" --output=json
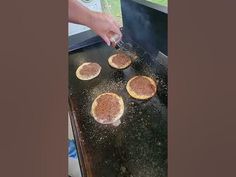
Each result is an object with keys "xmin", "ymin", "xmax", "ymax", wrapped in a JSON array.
[{"xmin": 69, "ymin": 43, "xmax": 167, "ymax": 177}]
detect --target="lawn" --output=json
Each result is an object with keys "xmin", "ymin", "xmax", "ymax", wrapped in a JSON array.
[
  {"xmin": 101, "ymin": 0, "xmax": 167, "ymax": 24},
  {"xmin": 147, "ymin": 0, "xmax": 168, "ymax": 6}
]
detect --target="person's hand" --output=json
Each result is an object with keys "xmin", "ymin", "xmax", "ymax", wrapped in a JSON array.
[
  {"xmin": 68, "ymin": 1, "xmax": 121, "ymax": 46},
  {"xmin": 88, "ymin": 12, "xmax": 122, "ymax": 46}
]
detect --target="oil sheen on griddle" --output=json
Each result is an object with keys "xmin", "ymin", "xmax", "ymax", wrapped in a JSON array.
[{"xmin": 69, "ymin": 43, "xmax": 167, "ymax": 177}]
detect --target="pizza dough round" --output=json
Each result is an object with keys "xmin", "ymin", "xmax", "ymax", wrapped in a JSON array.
[
  {"xmin": 76, "ymin": 62, "xmax": 101, "ymax": 80},
  {"xmin": 126, "ymin": 76, "xmax": 157, "ymax": 100},
  {"xmin": 108, "ymin": 53, "xmax": 131, "ymax": 69},
  {"xmin": 91, "ymin": 93, "xmax": 124, "ymax": 126}
]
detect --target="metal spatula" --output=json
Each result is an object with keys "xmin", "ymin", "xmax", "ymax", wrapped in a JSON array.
[{"xmin": 110, "ymin": 33, "xmax": 138, "ymax": 60}]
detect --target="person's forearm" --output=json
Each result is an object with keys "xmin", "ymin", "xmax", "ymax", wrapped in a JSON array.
[
  {"xmin": 68, "ymin": 0, "xmax": 121, "ymax": 46},
  {"xmin": 68, "ymin": 0, "xmax": 93, "ymax": 27}
]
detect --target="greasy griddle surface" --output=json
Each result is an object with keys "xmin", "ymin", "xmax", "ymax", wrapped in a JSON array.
[{"xmin": 69, "ymin": 43, "xmax": 167, "ymax": 177}]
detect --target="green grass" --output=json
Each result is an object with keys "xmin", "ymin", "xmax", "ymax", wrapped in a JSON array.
[
  {"xmin": 147, "ymin": 0, "xmax": 168, "ymax": 7},
  {"xmin": 101, "ymin": 0, "xmax": 167, "ymax": 24},
  {"xmin": 101, "ymin": 0, "xmax": 122, "ymax": 23}
]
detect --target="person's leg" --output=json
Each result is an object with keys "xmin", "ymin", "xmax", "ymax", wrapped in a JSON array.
[{"xmin": 68, "ymin": 117, "xmax": 81, "ymax": 177}]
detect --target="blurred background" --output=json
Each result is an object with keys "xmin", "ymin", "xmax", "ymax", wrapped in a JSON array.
[
  {"xmin": 68, "ymin": 0, "xmax": 167, "ymax": 36},
  {"xmin": 101, "ymin": 0, "xmax": 167, "ymax": 24}
]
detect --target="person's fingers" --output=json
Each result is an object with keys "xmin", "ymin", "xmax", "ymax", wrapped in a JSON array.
[
  {"xmin": 101, "ymin": 34, "xmax": 111, "ymax": 46},
  {"xmin": 113, "ymin": 20, "xmax": 121, "ymax": 29},
  {"xmin": 110, "ymin": 19, "xmax": 121, "ymax": 30},
  {"xmin": 107, "ymin": 14, "xmax": 114, "ymax": 20},
  {"xmin": 111, "ymin": 23, "xmax": 122, "ymax": 37},
  {"xmin": 106, "ymin": 14, "xmax": 122, "ymax": 34}
]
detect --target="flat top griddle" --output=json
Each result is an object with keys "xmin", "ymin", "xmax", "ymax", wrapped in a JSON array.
[{"xmin": 69, "ymin": 41, "xmax": 167, "ymax": 177}]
